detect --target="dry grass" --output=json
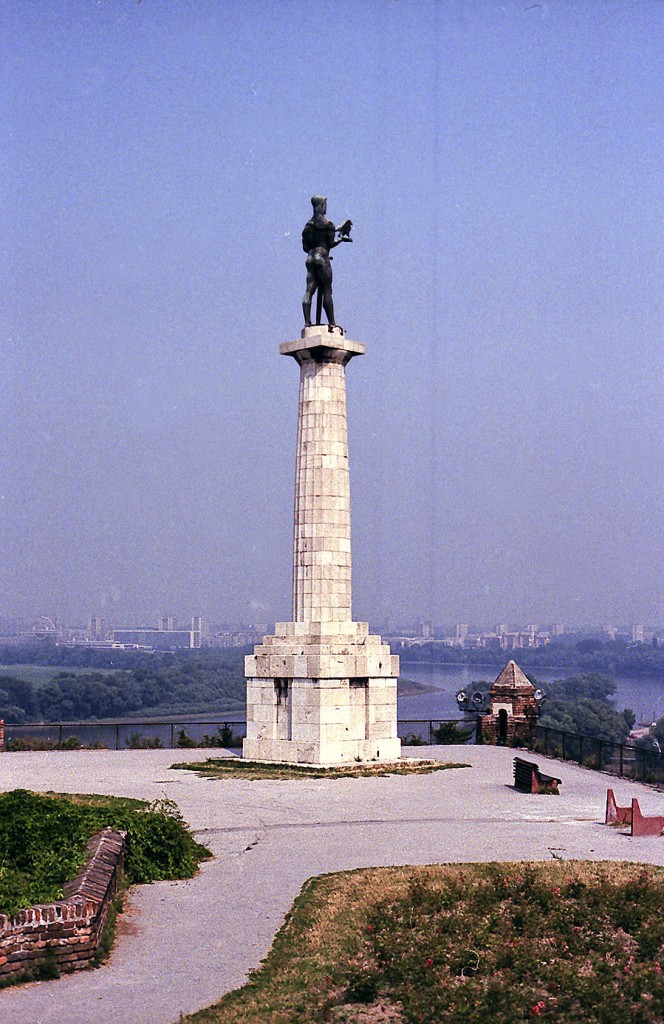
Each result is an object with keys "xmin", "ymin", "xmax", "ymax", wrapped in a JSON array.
[
  {"xmin": 181, "ymin": 867, "xmax": 404, "ymax": 1024},
  {"xmin": 180, "ymin": 861, "xmax": 664, "ymax": 1024},
  {"xmin": 170, "ymin": 758, "xmax": 469, "ymax": 780}
]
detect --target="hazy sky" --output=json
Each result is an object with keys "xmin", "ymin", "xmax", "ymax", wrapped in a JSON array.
[{"xmin": 2, "ymin": 0, "xmax": 662, "ymax": 630}]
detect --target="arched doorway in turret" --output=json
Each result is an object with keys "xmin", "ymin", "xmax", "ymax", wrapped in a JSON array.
[{"xmin": 498, "ymin": 708, "xmax": 508, "ymax": 745}]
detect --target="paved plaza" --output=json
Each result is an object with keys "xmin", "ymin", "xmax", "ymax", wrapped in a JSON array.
[{"xmin": 1, "ymin": 745, "xmax": 663, "ymax": 1024}]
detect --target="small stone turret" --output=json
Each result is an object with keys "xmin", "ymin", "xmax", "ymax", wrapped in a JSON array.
[{"xmin": 481, "ymin": 660, "xmax": 539, "ymax": 747}]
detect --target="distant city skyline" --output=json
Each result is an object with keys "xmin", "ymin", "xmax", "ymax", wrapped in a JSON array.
[
  {"xmin": 1, "ymin": 610, "xmax": 660, "ymax": 639},
  {"xmin": 3, "ymin": 2, "xmax": 662, "ymax": 628}
]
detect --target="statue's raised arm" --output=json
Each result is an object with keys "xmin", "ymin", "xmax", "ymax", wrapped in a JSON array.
[{"xmin": 302, "ymin": 195, "xmax": 352, "ymax": 329}]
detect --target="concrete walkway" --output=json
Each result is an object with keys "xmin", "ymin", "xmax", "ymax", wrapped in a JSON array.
[{"xmin": 1, "ymin": 746, "xmax": 664, "ymax": 1024}]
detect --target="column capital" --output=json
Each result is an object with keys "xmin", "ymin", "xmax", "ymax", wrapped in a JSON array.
[{"xmin": 280, "ymin": 325, "xmax": 365, "ymax": 365}]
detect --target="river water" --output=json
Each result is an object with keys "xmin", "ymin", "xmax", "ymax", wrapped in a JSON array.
[
  {"xmin": 7, "ymin": 663, "xmax": 664, "ymax": 750},
  {"xmin": 398, "ymin": 662, "xmax": 664, "ymax": 726}
]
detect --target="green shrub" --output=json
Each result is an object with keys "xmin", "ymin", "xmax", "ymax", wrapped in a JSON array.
[
  {"xmin": 432, "ymin": 721, "xmax": 471, "ymax": 744},
  {"xmin": 7, "ymin": 735, "xmax": 95, "ymax": 751},
  {"xmin": 201, "ymin": 724, "xmax": 242, "ymax": 747},
  {"xmin": 116, "ymin": 797, "xmax": 209, "ymax": 883},
  {"xmin": 176, "ymin": 729, "xmax": 196, "ymax": 748},
  {"xmin": 402, "ymin": 732, "xmax": 427, "ymax": 746},
  {"xmin": 126, "ymin": 733, "xmax": 163, "ymax": 749},
  {"xmin": 0, "ymin": 790, "xmax": 94, "ymax": 913},
  {"xmin": 7, "ymin": 737, "xmax": 57, "ymax": 751},
  {"xmin": 0, "ymin": 790, "xmax": 210, "ymax": 917},
  {"xmin": 59, "ymin": 735, "xmax": 81, "ymax": 750}
]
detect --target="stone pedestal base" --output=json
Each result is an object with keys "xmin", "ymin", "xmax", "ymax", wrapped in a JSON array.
[{"xmin": 243, "ymin": 621, "xmax": 401, "ymax": 764}]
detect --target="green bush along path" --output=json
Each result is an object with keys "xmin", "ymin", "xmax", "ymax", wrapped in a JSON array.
[{"xmin": 0, "ymin": 789, "xmax": 210, "ymax": 917}]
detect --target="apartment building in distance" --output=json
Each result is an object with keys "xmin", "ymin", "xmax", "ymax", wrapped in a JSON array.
[{"xmin": 444, "ymin": 623, "xmax": 551, "ymax": 651}]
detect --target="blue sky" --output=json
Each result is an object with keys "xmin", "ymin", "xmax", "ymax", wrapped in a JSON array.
[{"xmin": 2, "ymin": 0, "xmax": 662, "ymax": 629}]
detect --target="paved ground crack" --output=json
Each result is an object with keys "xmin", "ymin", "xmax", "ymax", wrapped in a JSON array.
[{"xmin": 193, "ymin": 815, "xmax": 599, "ymax": 836}]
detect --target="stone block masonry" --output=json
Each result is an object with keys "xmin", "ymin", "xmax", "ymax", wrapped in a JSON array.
[
  {"xmin": 481, "ymin": 660, "xmax": 539, "ymax": 747},
  {"xmin": 285, "ymin": 331, "xmax": 363, "ymax": 623},
  {"xmin": 244, "ymin": 326, "xmax": 401, "ymax": 764},
  {"xmin": 0, "ymin": 827, "xmax": 125, "ymax": 981}
]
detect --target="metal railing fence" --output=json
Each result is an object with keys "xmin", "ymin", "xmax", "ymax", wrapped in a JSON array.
[
  {"xmin": 3, "ymin": 717, "xmax": 475, "ymax": 751},
  {"xmin": 397, "ymin": 719, "xmax": 475, "ymax": 745},
  {"xmin": 5, "ymin": 718, "xmax": 662, "ymax": 783},
  {"xmin": 534, "ymin": 725, "xmax": 664, "ymax": 785},
  {"xmin": 3, "ymin": 719, "xmax": 248, "ymax": 751}
]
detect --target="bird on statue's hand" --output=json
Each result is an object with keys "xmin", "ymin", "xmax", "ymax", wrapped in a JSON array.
[{"xmin": 336, "ymin": 219, "xmax": 353, "ymax": 239}]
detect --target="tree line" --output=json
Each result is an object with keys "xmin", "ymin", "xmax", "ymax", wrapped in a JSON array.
[
  {"xmin": 534, "ymin": 673, "xmax": 636, "ymax": 743},
  {"xmin": 532, "ymin": 671, "xmax": 664, "ymax": 750},
  {"xmin": 1, "ymin": 645, "xmax": 661, "ymax": 746},
  {"xmin": 0, "ymin": 646, "xmax": 247, "ymax": 723},
  {"xmin": 397, "ymin": 636, "xmax": 664, "ymax": 676},
  {"xmin": 464, "ymin": 671, "xmax": 638, "ymax": 744}
]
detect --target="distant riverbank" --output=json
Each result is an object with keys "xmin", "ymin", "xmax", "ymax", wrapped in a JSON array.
[
  {"xmin": 395, "ymin": 638, "xmax": 664, "ymax": 678},
  {"xmin": 397, "ymin": 677, "xmax": 438, "ymax": 698},
  {"xmin": 397, "ymin": 662, "xmax": 664, "ymax": 725}
]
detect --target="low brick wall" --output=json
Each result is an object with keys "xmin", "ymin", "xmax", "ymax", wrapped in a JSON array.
[{"xmin": 0, "ymin": 827, "xmax": 125, "ymax": 981}]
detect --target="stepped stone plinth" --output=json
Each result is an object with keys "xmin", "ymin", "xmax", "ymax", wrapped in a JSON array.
[{"xmin": 243, "ymin": 325, "xmax": 401, "ymax": 764}]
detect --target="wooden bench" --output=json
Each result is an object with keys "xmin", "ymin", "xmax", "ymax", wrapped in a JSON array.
[{"xmin": 513, "ymin": 756, "xmax": 561, "ymax": 794}]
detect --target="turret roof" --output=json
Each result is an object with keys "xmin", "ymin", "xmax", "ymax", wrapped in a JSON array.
[{"xmin": 491, "ymin": 659, "xmax": 533, "ymax": 691}]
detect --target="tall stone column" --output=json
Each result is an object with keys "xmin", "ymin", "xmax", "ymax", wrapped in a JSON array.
[
  {"xmin": 286, "ymin": 329, "xmax": 362, "ymax": 623},
  {"xmin": 244, "ymin": 325, "xmax": 401, "ymax": 765}
]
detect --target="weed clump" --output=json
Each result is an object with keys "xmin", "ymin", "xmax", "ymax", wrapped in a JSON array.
[
  {"xmin": 178, "ymin": 862, "xmax": 664, "ymax": 1024},
  {"xmin": 0, "ymin": 790, "xmax": 210, "ymax": 917},
  {"xmin": 126, "ymin": 733, "xmax": 163, "ymax": 749},
  {"xmin": 360, "ymin": 863, "xmax": 664, "ymax": 1023},
  {"xmin": 7, "ymin": 735, "xmax": 82, "ymax": 751}
]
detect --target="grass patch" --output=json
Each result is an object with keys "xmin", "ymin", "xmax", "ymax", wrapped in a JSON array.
[
  {"xmin": 180, "ymin": 861, "xmax": 664, "ymax": 1024},
  {"xmin": 170, "ymin": 758, "xmax": 470, "ymax": 780},
  {"xmin": 43, "ymin": 791, "xmax": 148, "ymax": 811},
  {"xmin": 0, "ymin": 790, "xmax": 211, "ymax": 917}
]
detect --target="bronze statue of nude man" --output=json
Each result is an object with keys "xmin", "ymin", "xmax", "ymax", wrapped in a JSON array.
[{"xmin": 302, "ymin": 195, "xmax": 352, "ymax": 328}]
